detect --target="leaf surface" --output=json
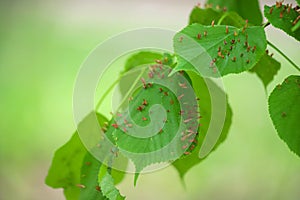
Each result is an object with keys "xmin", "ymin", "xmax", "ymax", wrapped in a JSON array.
[{"xmin": 269, "ymin": 75, "xmax": 300, "ymax": 157}]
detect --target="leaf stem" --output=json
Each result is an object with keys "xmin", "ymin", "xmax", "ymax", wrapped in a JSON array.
[
  {"xmin": 95, "ymin": 67, "xmax": 147, "ymax": 112},
  {"xmin": 267, "ymin": 40, "xmax": 300, "ymax": 72},
  {"xmin": 217, "ymin": 12, "xmax": 230, "ymax": 25}
]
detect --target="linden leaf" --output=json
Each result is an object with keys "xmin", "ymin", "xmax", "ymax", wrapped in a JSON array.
[
  {"xmin": 269, "ymin": 75, "xmax": 300, "ymax": 157},
  {"xmin": 206, "ymin": 0, "xmax": 263, "ymax": 25},
  {"xmin": 79, "ymin": 153, "xmax": 107, "ymax": 200},
  {"xmin": 46, "ymin": 113, "xmax": 125, "ymax": 200},
  {"xmin": 173, "ymin": 24, "xmax": 266, "ymax": 77},
  {"xmin": 264, "ymin": 4, "xmax": 300, "ymax": 42},
  {"xmin": 250, "ymin": 53, "xmax": 281, "ymax": 89},
  {"xmin": 172, "ymin": 72, "xmax": 232, "ymax": 178},
  {"xmin": 189, "ymin": 7, "xmax": 247, "ymax": 28}
]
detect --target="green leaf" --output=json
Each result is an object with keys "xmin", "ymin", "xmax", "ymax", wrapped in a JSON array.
[
  {"xmin": 46, "ymin": 113, "xmax": 126, "ymax": 200},
  {"xmin": 269, "ymin": 75, "xmax": 300, "ymax": 157},
  {"xmin": 79, "ymin": 153, "xmax": 107, "ymax": 200},
  {"xmin": 264, "ymin": 5, "xmax": 300, "ymax": 42},
  {"xmin": 189, "ymin": 7, "xmax": 247, "ymax": 28},
  {"xmin": 45, "ymin": 132, "xmax": 86, "ymax": 200},
  {"xmin": 206, "ymin": 0, "xmax": 262, "ymax": 25},
  {"xmin": 105, "ymin": 65, "xmax": 200, "ymax": 173},
  {"xmin": 173, "ymin": 24, "xmax": 267, "ymax": 77},
  {"xmin": 122, "ymin": 51, "xmax": 163, "ymax": 73},
  {"xmin": 189, "ymin": 7, "xmax": 223, "ymax": 25},
  {"xmin": 172, "ymin": 72, "xmax": 232, "ymax": 178},
  {"xmin": 119, "ymin": 52, "xmax": 175, "ymax": 99},
  {"xmin": 99, "ymin": 165, "xmax": 125, "ymax": 200},
  {"xmin": 249, "ymin": 53, "xmax": 281, "ymax": 89}
]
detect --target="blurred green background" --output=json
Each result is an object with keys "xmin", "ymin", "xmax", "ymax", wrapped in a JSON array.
[{"xmin": 0, "ymin": 0, "xmax": 300, "ymax": 199}]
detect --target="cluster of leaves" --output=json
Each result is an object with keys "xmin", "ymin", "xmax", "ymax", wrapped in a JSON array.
[{"xmin": 46, "ymin": 0, "xmax": 300, "ymax": 199}]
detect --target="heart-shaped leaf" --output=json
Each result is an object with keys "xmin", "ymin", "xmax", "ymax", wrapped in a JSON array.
[
  {"xmin": 173, "ymin": 24, "xmax": 267, "ymax": 77},
  {"xmin": 269, "ymin": 75, "xmax": 300, "ymax": 157}
]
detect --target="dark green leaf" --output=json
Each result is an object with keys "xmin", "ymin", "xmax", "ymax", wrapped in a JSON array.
[
  {"xmin": 250, "ymin": 53, "xmax": 281, "ymax": 88},
  {"xmin": 264, "ymin": 5, "xmax": 300, "ymax": 42},
  {"xmin": 189, "ymin": 7, "xmax": 247, "ymax": 28},
  {"xmin": 172, "ymin": 72, "xmax": 232, "ymax": 178},
  {"xmin": 189, "ymin": 7, "xmax": 223, "ymax": 25},
  {"xmin": 206, "ymin": 0, "xmax": 262, "ymax": 25},
  {"xmin": 269, "ymin": 75, "xmax": 300, "ymax": 157},
  {"xmin": 79, "ymin": 153, "xmax": 107, "ymax": 200},
  {"xmin": 173, "ymin": 24, "xmax": 267, "ymax": 77}
]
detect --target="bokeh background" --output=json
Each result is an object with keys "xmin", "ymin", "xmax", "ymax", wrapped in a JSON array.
[{"xmin": 1, "ymin": 0, "xmax": 300, "ymax": 199}]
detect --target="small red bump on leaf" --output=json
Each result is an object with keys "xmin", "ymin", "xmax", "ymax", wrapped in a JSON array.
[
  {"xmin": 246, "ymin": 59, "xmax": 250, "ymax": 64},
  {"xmin": 142, "ymin": 99, "xmax": 148, "ymax": 106},
  {"xmin": 226, "ymin": 26, "xmax": 229, "ymax": 34},
  {"xmin": 170, "ymin": 99, "xmax": 174, "ymax": 105},
  {"xmin": 224, "ymin": 40, "xmax": 227, "ymax": 45},
  {"xmin": 179, "ymin": 36, "xmax": 183, "ymax": 42},
  {"xmin": 211, "ymin": 20, "xmax": 215, "ymax": 27},
  {"xmin": 95, "ymin": 186, "xmax": 101, "ymax": 192},
  {"xmin": 287, "ymin": 4, "xmax": 291, "ymax": 13},
  {"xmin": 155, "ymin": 59, "xmax": 162, "ymax": 64},
  {"xmin": 232, "ymin": 57, "xmax": 236, "ymax": 62},
  {"xmin": 184, "ymin": 152, "xmax": 191, "ymax": 155},
  {"xmin": 76, "ymin": 184, "xmax": 86, "ymax": 189},
  {"xmin": 182, "ymin": 145, "xmax": 188, "ymax": 149},
  {"xmin": 159, "ymin": 88, "xmax": 163, "ymax": 93},
  {"xmin": 85, "ymin": 162, "xmax": 91, "ymax": 166},
  {"xmin": 178, "ymin": 94, "xmax": 184, "ymax": 100},
  {"xmin": 293, "ymin": 16, "xmax": 300, "ymax": 25},
  {"xmin": 164, "ymin": 91, "xmax": 169, "ymax": 96},
  {"xmin": 184, "ymin": 118, "xmax": 192, "ymax": 123},
  {"xmin": 270, "ymin": 7, "xmax": 274, "ymax": 14},
  {"xmin": 204, "ymin": 31, "xmax": 207, "ymax": 37},
  {"xmin": 112, "ymin": 123, "xmax": 118, "ymax": 128},
  {"xmin": 197, "ymin": 33, "xmax": 202, "ymax": 39},
  {"xmin": 280, "ymin": 12, "xmax": 283, "ymax": 18},
  {"xmin": 137, "ymin": 106, "xmax": 143, "ymax": 111},
  {"xmin": 142, "ymin": 117, "xmax": 147, "ymax": 121},
  {"xmin": 179, "ymin": 82, "xmax": 187, "ymax": 88}
]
